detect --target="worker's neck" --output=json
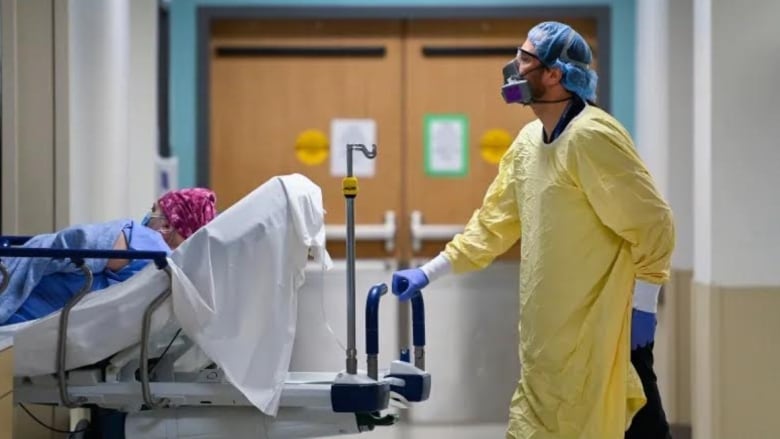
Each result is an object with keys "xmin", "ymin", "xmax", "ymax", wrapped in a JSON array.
[{"xmin": 532, "ymin": 95, "xmax": 573, "ymax": 139}]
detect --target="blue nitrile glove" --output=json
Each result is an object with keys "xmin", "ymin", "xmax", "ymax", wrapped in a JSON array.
[
  {"xmin": 631, "ymin": 308, "xmax": 657, "ymax": 350},
  {"xmin": 632, "ymin": 280, "xmax": 661, "ymax": 350},
  {"xmin": 391, "ymin": 268, "xmax": 429, "ymax": 301}
]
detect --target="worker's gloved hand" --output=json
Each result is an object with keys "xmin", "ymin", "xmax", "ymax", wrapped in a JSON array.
[
  {"xmin": 391, "ymin": 268, "xmax": 429, "ymax": 301},
  {"xmin": 631, "ymin": 308, "xmax": 657, "ymax": 350}
]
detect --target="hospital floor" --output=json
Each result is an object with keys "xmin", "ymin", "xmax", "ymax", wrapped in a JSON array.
[
  {"xmin": 322, "ymin": 422, "xmax": 508, "ymax": 439},
  {"xmin": 316, "ymin": 423, "xmax": 693, "ymax": 438}
]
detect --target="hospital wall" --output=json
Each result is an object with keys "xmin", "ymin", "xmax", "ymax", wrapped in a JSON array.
[
  {"xmin": 1, "ymin": 0, "xmax": 158, "ymax": 436},
  {"xmin": 1, "ymin": 0, "xmax": 58, "ymax": 234},
  {"xmin": 690, "ymin": 0, "xmax": 780, "ymax": 437},
  {"xmin": 0, "ymin": 2, "xmax": 69, "ymax": 435},
  {"xmin": 68, "ymin": 0, "xmax": 159, "ymax": 226},
  {"xmin": 1, "ymin": 0, "xmax": 158, "ymax": 235},
  {"xmin": 639, "ymin": 0, "xmax": 780, "ymax": 437},
  {"xmin": 635, "ymin": 0, "xmax": 695, "ymax": 427}
]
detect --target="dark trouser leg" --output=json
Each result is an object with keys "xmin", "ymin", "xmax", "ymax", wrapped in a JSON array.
[
  {"xmin": 89, "ymin": 407, "xmax": 127, "ymax": 439},
  {"xmin": 625, "ymin": 342, "xmax": 673, "ymax": 439}
]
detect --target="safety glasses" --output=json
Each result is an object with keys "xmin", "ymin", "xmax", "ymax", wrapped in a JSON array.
[
  {"xmin": 517, "ymin": 48, "xmax": 541, "ymax": 61},
  {"xmin": 516, "ymin": 48, "xmax": 546, "ymax": 68}
]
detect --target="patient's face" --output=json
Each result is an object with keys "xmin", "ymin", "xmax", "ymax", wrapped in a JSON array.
[
  {"xmin": 146, "ymin": 203, "xmax": 172, "ymax": 233},
  {"xmin": 147, "ymin": 202, "xmax": 184, "ymax": 250}
]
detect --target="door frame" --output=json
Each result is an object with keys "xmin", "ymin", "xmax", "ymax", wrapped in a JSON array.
[{"xmin": 195, "ymin": 5, "xmax": 611, "ymax": 187}]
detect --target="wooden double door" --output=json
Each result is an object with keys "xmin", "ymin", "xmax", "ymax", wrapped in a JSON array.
[{"xmin": 209, "ymin": 17, "xmax": 599, "ymax": 262}]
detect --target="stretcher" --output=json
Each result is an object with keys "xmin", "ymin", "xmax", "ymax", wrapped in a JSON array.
[{"xmin": 0, "ymin": 146, "xmax": 431, "ymax": 438}]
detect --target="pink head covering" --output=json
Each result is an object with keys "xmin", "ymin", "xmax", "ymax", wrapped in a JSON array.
[{"xmin": 157, "ymin": 188, "xmax": 217, "ymax": 239}]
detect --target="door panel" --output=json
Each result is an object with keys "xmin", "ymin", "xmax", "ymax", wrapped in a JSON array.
[
  {"xmin": 210, "ymin": 20, "xmax": 403, "ymax": 259},
  {"xmin": 403, "ymin": 19, "xmax": 598, "ymax": 260}
]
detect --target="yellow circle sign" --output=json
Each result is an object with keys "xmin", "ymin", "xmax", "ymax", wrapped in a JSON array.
[
  {"xmin": 479, "ymin": 129, "xmax": 512, "ymax": 164},
  {"xmin": 295, "ymin": 129, "xmax": 329, "ymax": 166}
]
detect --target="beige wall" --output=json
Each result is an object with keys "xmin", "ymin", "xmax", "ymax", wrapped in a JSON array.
[
  {"xmin": 656, "ymin": 273, "xmax": 780, "ymax": 439},
  {"xmin": 53, "ymin": 0, "xmax": 71, "ymax": 230},
  {"xmin": 654, "ymin": 269, "xmax": 693, "ymax": 425},
  {"xmin": 692, "ymin": 283, "xmax": 780, "ymax": 439},
  {"xmin": 0, "ymin": 345, "xmax": 12, "ymax": 439},
  {"xmin": 672, "ymin": 271, "xmax": 693, "ymax": 425},
  {"xmin": 1, "ymin": 0, "xmax": 59, "ymax": 235},
  {"xmin": 2, "ymin": 1, "xmax": 77, "ymax": 436},
  {"xmin": 689, "ymin": 0, "xmax": 780, "ymax": 437}
]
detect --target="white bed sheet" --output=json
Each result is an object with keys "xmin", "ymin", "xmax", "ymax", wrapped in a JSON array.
[{"xmin": 0, "ymin": 174, "xmax": 331, "ymax": 416}]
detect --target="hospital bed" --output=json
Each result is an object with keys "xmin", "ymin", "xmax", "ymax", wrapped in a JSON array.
[
  {"xmin": 0, "ymin": 155, "xmax": 432, "ymax": 438},
  {"xmin": 0, "ymin": 245, "xmax": 429, "ymax": 438}
]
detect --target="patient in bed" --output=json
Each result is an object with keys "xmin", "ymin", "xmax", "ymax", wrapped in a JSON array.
[{"xmin": 0, "ymin": 188, "xmax": 217, "ymax": 325}]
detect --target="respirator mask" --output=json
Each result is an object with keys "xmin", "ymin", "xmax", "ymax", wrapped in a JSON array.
[
  {"xmin": 500, "ymin": 56, "xmax": 574, "ymax": 105},
  {"xmin": 501, "ymin": 59, "xmax": 534, "ymax": 105}
]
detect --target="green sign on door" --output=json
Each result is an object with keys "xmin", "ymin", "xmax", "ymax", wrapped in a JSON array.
[{"xmin": 423, "ymin": 113, "xmax": 469, "ymax": 178}]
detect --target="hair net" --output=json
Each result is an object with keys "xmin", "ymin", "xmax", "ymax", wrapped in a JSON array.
[
  {"xmin": 158, "ymin": 188, "xmax": 217, "ymax": 239},
  {"xmin": 527, "ymin": 21, "xmax": 598, "ymax": 102}
]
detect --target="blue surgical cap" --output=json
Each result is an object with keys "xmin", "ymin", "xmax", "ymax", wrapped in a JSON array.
[{"xmin": 527, "ymin": 21, "xmax": 598, "ymax": 102}]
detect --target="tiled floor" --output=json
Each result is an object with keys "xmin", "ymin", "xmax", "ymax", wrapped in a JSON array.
[
  {"xmin": 317, "ymin": 422, "xmax": 692, "ymax": 439},
  {"xmin": 320, "ymin": 423, "xmax": 508, "ymax": 439}
]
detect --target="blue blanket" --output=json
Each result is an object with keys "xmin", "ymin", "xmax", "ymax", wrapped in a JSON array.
[{"xmin": 0, "ymin": 219, "xmax": 170, "ymax": 325}]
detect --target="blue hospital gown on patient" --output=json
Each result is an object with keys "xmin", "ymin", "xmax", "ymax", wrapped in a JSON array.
[{"xmin": 1, "ymin": 220, "xmax": 170, "ymax": 325}]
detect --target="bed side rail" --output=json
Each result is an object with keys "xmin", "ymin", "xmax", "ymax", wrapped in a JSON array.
[{"xmin": 0, "ymin": 239, "xmax": 168, "ymax": 408}]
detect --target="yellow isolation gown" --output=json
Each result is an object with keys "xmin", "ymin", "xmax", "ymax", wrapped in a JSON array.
[{"xmin": 442, "ymin": 105, "xmax": 675, "ymax": 439}]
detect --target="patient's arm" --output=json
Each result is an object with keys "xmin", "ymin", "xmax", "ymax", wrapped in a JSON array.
[{"xmin": 106, "ymin": 231, "xmax": 130, "ymax": 272}]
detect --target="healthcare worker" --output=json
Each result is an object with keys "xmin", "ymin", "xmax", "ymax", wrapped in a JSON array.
[{"xmin": 392, "ymin": 22, "xmax": 675, "ymax": 439}]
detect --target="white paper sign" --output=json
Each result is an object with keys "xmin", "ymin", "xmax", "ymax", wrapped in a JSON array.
[{"xmin": 330, "ymin": 119, "xmax": 377, "ymax": 177}]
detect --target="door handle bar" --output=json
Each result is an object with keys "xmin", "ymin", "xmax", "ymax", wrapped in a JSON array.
[
  {"xmin": 410, "ymin": 210, "xmax": 464, "ymax": 253},
  {"xmin": 325, "ymin": 211, "xmax": 396, "ymax": 253}
]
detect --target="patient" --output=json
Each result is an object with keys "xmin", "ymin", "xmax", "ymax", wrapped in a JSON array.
[{"xmin": 0, "ymin": 188, "xmax": 217, "ymax": 325}]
